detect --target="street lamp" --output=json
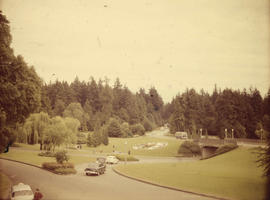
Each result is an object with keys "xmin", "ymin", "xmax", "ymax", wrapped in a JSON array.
[
  {"xmin": 232, "ymin": 129, "xmax": 234, "ymax": 139},
  {"xmin": 124, "ymin": 141, "xmax": 127, "ymax": 165},
  {"xmin": 225, "ymin": 129, "xmax": 227, "ymax": 139}
]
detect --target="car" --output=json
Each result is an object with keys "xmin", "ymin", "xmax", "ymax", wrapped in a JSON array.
[
  {"xmin": 175, "ymin": 131, "xmax": 188, "ymax": 139},
  {"xmin": 106, "ymin": 155, "xmax": 119, "ymax": 164},
  {"xmin": 11, "ymin": 183, "xmax": 34, "ymax": 200},
  {"xmin": 85, "ymin": 162, "xmax": 106, "ymax": 176}
]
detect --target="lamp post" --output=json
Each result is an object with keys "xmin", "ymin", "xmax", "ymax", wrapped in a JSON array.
[
  {"xmin": 124, "ymin": 141, "xmax": 127, "ymax": 165},
  {"xmin": 232, "ymin": 129, "xmax": 234, "ymax": 139},
  {"xmin": 225, "ymin": 129, "xmax": 227, "ymax": 139},
  {"xmin": 200, "ymin": 128, "xmax": 202, "ymax": 138}
]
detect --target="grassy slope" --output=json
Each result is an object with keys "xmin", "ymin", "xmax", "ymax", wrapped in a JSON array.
[
  {"xmin": 115, "ymin": 147, "xmax": 267, "ymax": 200},
  {"xmin": 0, "ymin": 173, "xmax": 11, "ymax": 199}
]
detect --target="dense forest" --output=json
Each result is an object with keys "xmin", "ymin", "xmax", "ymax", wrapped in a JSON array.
[
  {"xmin": 1, "ymin": 11, "xmax": 270, "ymax": 152},
  {"xmin": 164, "ymin": 86, "xmax": 270, "ymax": 139}
]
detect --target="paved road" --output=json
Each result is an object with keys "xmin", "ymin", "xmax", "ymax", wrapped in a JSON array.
[{"xmin": 0, "ymin": 159, "xmax": 216, "ymax": 200}]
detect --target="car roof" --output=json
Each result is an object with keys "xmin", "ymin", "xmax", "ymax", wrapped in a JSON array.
[{"xmin": 12, "ymin": 183, "xmax": 32, "ymax": 192}]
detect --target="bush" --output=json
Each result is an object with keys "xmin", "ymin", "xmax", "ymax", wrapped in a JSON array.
[
  {"xmin": 120, "ymin": 122, "xmax": 132, "ymax": 138},
  {"xmin": 143, "ymin": 118, "xmax": 154, "ymax": 132},
  {"xmin": 38, "ymin": 151, "xmax": 55, "ymax": 157},
  {"xmin": 54, "ymin": 168, "xmax": 77, "ymax": 175},
  {"xmin": 178, "ymin": 141, "xmax": 201, "ymax": 156},
  {"xmin": 130, "ymin": 123, "xmax": 145, "ymax": 136},
  {"xmin": 55, "ymin": 150, "xmax": 69, "ymax": 164},
  {"xmin": 42, "ymin": 162, "xmax": 63, "ymax": 170},
  {"xmin": 42, "ymin": 162, "xmax": 76, "ymax": 174}
]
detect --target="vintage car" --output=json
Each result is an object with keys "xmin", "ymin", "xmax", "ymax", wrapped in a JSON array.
[
  {"xmin": 11, "ymin": 183, "xmax": 34, "ymax": 200},
  {"xmin": 175, "ymin": 131, "xmax": 188, "ymax": 139},
  {"xmin": 106, "ymin": 156, "xmax": 119, "ymax": 164},
  {"xmin": 85, "ymin": 162, "xmax": 106, "ymax": 176}
]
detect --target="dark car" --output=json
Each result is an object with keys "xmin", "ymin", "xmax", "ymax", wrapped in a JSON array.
[{"xmin": 85, "ymin": 158, "xmax": 106, "ymax": 176}]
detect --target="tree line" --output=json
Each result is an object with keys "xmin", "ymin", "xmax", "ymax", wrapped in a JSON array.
[{"xmin": 164, "ymin": 86, "xmax": 270, "ymax": 139}]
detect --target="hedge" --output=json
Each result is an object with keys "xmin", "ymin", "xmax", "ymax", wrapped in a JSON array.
[{"xmin": 42, "ymin": 162, "xmax": 76, "ymax": 174}]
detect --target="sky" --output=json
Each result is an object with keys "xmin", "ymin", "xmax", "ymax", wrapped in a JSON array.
[{"xmin": 1, "ymin": 0, "xmax": 270, "ymax": 102}]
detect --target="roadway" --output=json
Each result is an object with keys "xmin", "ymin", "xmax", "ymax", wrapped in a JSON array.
[{"xmin": 0, "ymin": 159, "xmax": 216, "ymax": 200}]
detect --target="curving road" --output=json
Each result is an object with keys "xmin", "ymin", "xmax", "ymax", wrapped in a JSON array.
[{"xmin": 0, "ymin": 159, "xmax": 216, "ymax": 200}]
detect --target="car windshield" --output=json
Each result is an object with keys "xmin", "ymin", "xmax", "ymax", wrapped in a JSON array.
[
  {"xmin": 88, "ymin": 163, "xmax": 99, "ymax": 168},
  {"xmin": 12, "ymin": 190, "xmax": 33, "ymax": 197}
]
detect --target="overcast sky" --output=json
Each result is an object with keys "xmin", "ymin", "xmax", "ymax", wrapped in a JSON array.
[{"xmin": 1, "ymin": 0, "xmax": 269, "ymax": 102}]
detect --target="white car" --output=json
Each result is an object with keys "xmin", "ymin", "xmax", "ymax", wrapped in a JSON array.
[
  {"xmin": 106, "ymin": 156, "xmax": 119, "ymax": 164},
  {"xmin": 11, "ymin": 183, "xmax": 34, "ymax": 200}
]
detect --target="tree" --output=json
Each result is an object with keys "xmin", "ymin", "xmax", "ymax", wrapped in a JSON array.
[
  {"xmin": 121, "ymin": 122, "xmax": 132, "ymax": 138},
  {"xmin": 23, "ymin": 112, "xmax": 50, "ymax": 149},
  {"xmin": 53, "ymin": 99, "xmax": 66, "ymax": 117},
  {"xmin": 43, "ymin": 116, "xmax": 67, "ymax": 151},
  {"xmin": 107, "ymin": 118, "xmax": 122, "ymax": 137},
  {"xmin": 142, "ymin": 117, "xmax": 154, "ymax": 132},
  {"xmin": 169, "ymin": 100, "xmax": 185, "ymax": 134},
  {"xmin": 0, "ymin": 12, "xmax": 42, "ymax": 126},
  {"xmin": 64, "ymin": 117, "xmax": 80, "ymax": 146},
  {"xmin": 63, "ymin": 102, "xmax": 89, "ymax": 131},
  {"xmin": 100, "ymin": 126, "xmax": 109, "ymax": 145},
  {"xmin": 55, "ymin": 150, "xmax": 69, "ymax": 164}
]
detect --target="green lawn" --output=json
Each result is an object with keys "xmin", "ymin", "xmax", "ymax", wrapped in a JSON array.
[
  {"xmin": 0, "ymin": 150, "xmax": 95, "ymax": 167},
  {"xmin": 82, "ymin": 136, "xmax": 182, "ymax": 157},
  {"xmin": 0, "ymin": 173, "xmax": 11, "ymax": 199},
  {"xmin": 13, "ymin": 135, "xmax": 181, "ymax": 157},
  {"xmin": 115, "ymin": 147, "xmax": 267, "ymax": 200}
]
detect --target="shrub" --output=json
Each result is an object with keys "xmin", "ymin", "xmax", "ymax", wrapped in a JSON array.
[
  {"xmin": 42, "ymin": 162, "xmax": 63, "ymax": 170},
  {"xmin": 38, "ymin": 151, "xmax": 55, "ymax": 157},
  {"xmin": 42, "ymin": 162, "xmax": 76, "ymax": 174},
  {"xmin": 143, "ymin": 118, "xmax": 154, "ymax": 132},
  {"xmin": 55, "ymin": 150, "xmax": 69, "ymax": 164},
  {"xmin": 178, "ymin": 141, "xmax": 201, "ymax": 156},
  {"xmin": 130, "ymin": 123, "xmax": 145, "ymax": 136},
  {"xmin": 54, "ymin": 168, "xmax": 77, "ymax": 175}
]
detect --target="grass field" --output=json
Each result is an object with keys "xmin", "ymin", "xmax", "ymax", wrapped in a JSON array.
[
  {"xmin": 0, "ymin": 173, "xmax": 11, "ymax": 199},
  {"xmin": 115, "ymin": 147, "xmax": 267, "ymax": 200},
  {"xmin": 0, "ymin": 150, "xmax": 95, "ymax": 167},
  {"xmin": 82, "ymin": 136, "xmax": 182, "ymax": 157},
  {"xmin": 12, "ymin": 135, "xmax": 181, "ymax": 157}
]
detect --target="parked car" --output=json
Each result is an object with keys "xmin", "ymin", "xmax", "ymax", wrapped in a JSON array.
[
  {"xmin": 106, "ymin": 156, "xmax": 119, "ymax": 164},
  {"xmin": 11, "ymin": 183, "xmax": 34, "ymax": 200},
  {"xmin": 85, "ymin": 162, "xmax": 106, "ymax": 176},
  {"xmin": 175, "ymin": 131, "xmax": 188, "ymax": 139}
]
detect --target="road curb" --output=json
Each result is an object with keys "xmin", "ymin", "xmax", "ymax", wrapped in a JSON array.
[
  {"xmin": 0, "ymin": 158, "xmax": 79, "ymax": 175},
  {"xmin": 112, "ymin": 167, "xmax": 231, "ymax": 200},
  {"xmin": 0, "ymin": 158, "xmax": 44, "ymax": 170}
]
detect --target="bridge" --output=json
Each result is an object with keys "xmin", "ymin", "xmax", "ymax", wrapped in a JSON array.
[{"xmin": 194, "ymin": 138, "xmax": 237, "ymax": 159}]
